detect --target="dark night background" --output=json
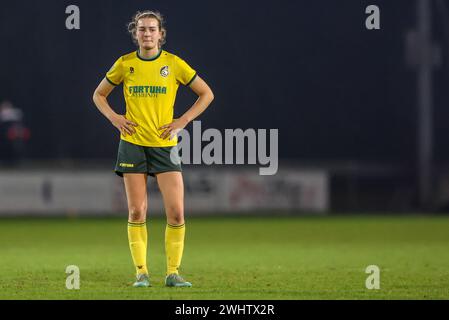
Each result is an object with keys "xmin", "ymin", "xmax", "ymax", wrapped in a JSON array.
[{"xmin": 0, "ymin": 0, "xmax": 448, "ymax": 164}]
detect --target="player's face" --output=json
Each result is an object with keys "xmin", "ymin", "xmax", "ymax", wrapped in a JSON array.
[{"xmin": 136, "ymin": 18, "xmax": 162, "ymax": 50}]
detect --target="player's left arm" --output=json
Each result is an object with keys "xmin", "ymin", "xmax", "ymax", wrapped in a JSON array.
[{"xmin": 160, "ymin": 76, "xmax": 214, "ymax": 140}]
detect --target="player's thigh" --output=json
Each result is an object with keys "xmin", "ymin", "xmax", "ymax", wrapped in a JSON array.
[
  {"xmin": 123, "ymin": 173, "xmax": 148, "ymax": 219},
  {"xmin": 156, "ymin": 171, "xmax": 184, "ymax": 220}
]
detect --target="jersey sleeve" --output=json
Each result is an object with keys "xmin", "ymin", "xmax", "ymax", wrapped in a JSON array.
[
  {"xmin": 105, "ymin": 57, "xmax": 124, "ymax": 86},
  {"xmin": 174, "ymin": 56, "xmax": 197, "ymax": 86}
]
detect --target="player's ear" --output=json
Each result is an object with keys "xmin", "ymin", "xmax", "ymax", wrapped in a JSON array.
[{"xmin": 160, "ymin": 28, "xmax": 166, "ymax": 46}]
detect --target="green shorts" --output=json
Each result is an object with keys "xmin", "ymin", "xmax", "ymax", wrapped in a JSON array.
[{"xmin": 114, "ymin": 139, "xmax": 182, "ymax": 177}]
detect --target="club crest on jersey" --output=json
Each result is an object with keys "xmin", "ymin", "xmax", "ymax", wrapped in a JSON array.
[
  {"xmin": 160, "ymin": 66, "xmax": 169, "ymax": 77},
  {"xmin": 130, "ymin": 67, "xmax": 134, "ymax": 73}
]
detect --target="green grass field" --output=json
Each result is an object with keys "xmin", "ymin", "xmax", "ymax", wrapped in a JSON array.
[{"xmin": 0, "ymin": 215, "xmax": 448, "ymax": 300}]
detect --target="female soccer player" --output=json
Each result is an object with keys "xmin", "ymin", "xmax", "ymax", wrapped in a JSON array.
[{"xmin": 92, "ymin": 10, "xmax": 214, "ymax": 287}]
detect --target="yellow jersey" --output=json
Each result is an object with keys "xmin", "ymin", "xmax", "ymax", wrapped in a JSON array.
[{"xmin": 106, "ymin": 49, "xmax": 197, "ymax": 147}]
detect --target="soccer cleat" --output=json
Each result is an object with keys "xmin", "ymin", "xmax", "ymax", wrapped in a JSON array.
[
  {"xmin": 133, "ymin": 273, "xmax": 151, "ymax": 287},
  {"xmin": 165, "ymin": 273, "xmax": 192, "ymax": 287}
]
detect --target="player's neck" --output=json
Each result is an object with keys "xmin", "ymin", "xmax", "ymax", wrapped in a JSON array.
[{"xmin": 138, "ymin": 47, "xmax": 161, "ymax": 59}]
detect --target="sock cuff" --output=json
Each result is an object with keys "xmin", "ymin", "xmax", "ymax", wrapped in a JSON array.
[
  {"xmin": 167, "ymin": 223, "xmax": 185, "ymax": 229},
  {"xmin": 128, "ymin": 221, "xmax": 146, "ymax": 227}
]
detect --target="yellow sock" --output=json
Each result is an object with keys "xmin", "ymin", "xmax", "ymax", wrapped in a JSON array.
[
  {"xmin": 127, "ymin": 221, "xmax": 148, "ymax": 276},
  {"xmin": 165, "ymin": 223, "xmax": 186, "ymax": 275}
]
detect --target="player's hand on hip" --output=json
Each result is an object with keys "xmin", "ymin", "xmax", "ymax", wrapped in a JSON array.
[
  {"xmin": 110, "ymin": 114, "xmax": 138, "ymax": 137},
  {"xmin": 159, "ymin": 118, "xmax": 188, "ymax": 140}
]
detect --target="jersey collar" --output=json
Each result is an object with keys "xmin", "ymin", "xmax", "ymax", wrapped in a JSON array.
[{"xmin": 136, "ymin": 49, "xmax": 162, "ymax": 61}]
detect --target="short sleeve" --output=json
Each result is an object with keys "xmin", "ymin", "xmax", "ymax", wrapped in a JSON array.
[
  {"xmin": 105, "ymin": 57, "xmax": 124, "ymax": 86},
  {"xmin": 174, "ymin": 56, "xmax": 197, "ymax": 86}
]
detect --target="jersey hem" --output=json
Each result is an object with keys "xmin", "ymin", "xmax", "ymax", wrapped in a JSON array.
[{"xmin": 120, "ymin": 137, "xmax": 177, "ymax": 148}]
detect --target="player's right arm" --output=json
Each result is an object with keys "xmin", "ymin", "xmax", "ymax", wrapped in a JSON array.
[{"xmin": 92, "ymin": 78, "xmax": 137, "ymax": 136}]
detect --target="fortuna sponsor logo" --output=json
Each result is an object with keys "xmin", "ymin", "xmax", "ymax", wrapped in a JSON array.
[
  {"xmin": 128, "ymin": 85, "xmax": 167, "ymax": 97},
  {"xmin": 119, "ymin": 163, "xmax": 134, "ymax": 168}
]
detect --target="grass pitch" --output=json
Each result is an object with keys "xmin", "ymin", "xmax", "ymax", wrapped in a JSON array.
[{"xmin": 0, "ymin": 215, "xmax": 448, "ymax": 300}]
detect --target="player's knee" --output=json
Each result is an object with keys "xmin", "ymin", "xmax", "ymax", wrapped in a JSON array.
[
  {"xmin": 166, "ymin": 206, "xmax": 184, "ymax": 225},
  {"xmin": 128, "ymin": 204, "xmax": 147, "ymax": 222},
  {"xmin": 167, "ymin": 216, "xmax": 184, "ymax": 226}
]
